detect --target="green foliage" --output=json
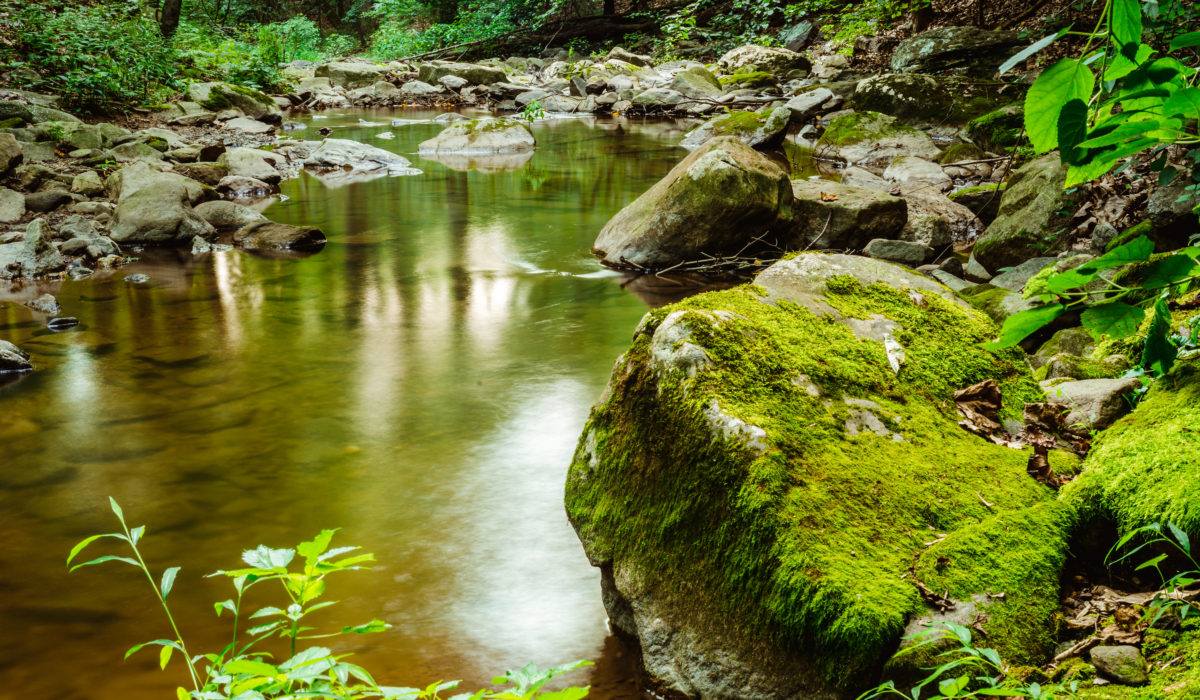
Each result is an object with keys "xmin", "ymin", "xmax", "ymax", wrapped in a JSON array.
[
  {"xmin": 859, "ymin": 622, "xmax": 1078, "ymax": 699},
  {"xmin": 784, "ymin": 0, "xmax": 929, "ymax": 52},
  {"xmin": 520, "ymin": 100, "xmax": 545, "ymax": 121},
  {"xmin": 69, "ymin": 498, "xmax": 592, "ymax": 700},
  {"xmin": 4, "ymin": 3, "xmax": 180, "ymax": 112},
  {"xmin": 1108, "ymin": 521, "xmax": 1200, "ymax": 627}
]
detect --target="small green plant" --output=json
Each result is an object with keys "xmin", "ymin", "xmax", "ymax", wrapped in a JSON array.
[
  {"xmin": 68, "ymin": 498, "xmax": 592, "ymax": 700},
  {"xmin": 1108, "ymin": 521, "xmax": 1200, "ymax": 626},
  {"xmin": 520, "ymin": 100, "xmax": 546, "ymax": 122},
  {"xmin": 858, "ymin": 622, "xmax": 1078, "ymax": 700}
]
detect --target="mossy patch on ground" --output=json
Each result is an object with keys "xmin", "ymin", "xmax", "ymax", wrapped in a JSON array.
[
  {"xmin": 567, "ymin": 263, "xmax": 1057, "ymax": 690},
  {"xmin": 718, "ymin": 71, "xmax": 778, "ymax": 88}
]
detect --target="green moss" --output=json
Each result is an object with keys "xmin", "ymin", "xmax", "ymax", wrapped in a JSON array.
[
  {"xmin": 1033, "ymin": 354, "xmax": 1128, "ymax": 381},
  {"xmin": 708, "ymin": 110, "xmax": 769, "ymax": 136},
  {"xmin": 719, "ymin": 71, "xmax": 777, "ymax": 88},
  {"xmin": 820, "ymin": 111, "xmax": 915, "ymax": 149},
  {"xmin": 0, "ymin": 117, "xmax": 24, "ymax": 129},
  {"xmin": 567, "ymin": 267, "xmax": 1056, "ymax": 688},
  {"xmin": 1063, "ymin": 362, "xmax": 1200, "ymax": 539},
  {"xmin": 1107, "ymin": 220, "xmax": 1153, "ymax": 252},
  {"xmin": 965, "ymin": 104, "xmax": 1024, "ymax": 152},
  {"xmin": 939, "ymin": 142, "xmax": 985, "ymax": 164}
]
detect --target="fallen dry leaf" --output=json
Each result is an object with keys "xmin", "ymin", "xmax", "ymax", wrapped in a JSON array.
[
  {"xmin": 954, "ymin": 379, "xmax": 1004, "ymax": 437},
  {"xmin": 819, "ymin": 191, "xmax": 839, "ymax": 201}
]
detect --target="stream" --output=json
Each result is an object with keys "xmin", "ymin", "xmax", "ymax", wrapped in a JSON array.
[{"xmin": 0, "ymin": 110, "xmax": 710, "ymax": 699}]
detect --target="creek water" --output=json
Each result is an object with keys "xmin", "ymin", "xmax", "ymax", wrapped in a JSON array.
[{"xmin": 0, "ymin": 110, "xmax": 709, "ymax": 699}]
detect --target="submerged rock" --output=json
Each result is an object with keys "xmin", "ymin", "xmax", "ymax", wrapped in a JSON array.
[
  {"xmin": 233, "ymin": 221, "xmax": 326, "ymax": 252},
  {"xmin": 567, "ymin": 252, "xmax": 1058, "ymax": 699},
  {"xmin": 304, "ymin": 138, "xmax": 422, "ymax": 175},
  {"xmin": 193, "ymin": 200, "xmax": 268, "ymax": 230},
  {"xmin": 591, "ymin": 137, "xmax": 793, "ymax": 270}
]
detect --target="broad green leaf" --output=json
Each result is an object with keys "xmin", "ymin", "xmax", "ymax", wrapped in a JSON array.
[
  {"xmin": 70, "ymin": 554, "xmax": 140, "ymax": 572},
  {"xmin": 1057, "ymin": 98, "xmax": 1090, "ymax": 165},
  {"xmin": 1046, "ymin": 268, "xmax": 1096, "ymax": 292},
  {"xmin": 1077, "ymin": 119, "xmax": 1166, "ymax": 148},
  {"xmin": 109, "ymin": 497, "xmax": 125, "ymax": 522},
  {"xmin": 1110, "ymin": 0, "xmax": 1143, "ymax": 48},
  {"xmin": 160, "ymin": 644, "xmax": 173, "ymax": 670},
  {"xmin": 1170, "ymin": 31, "xmax": 1200, "ymax": 50},
  {"xmin": 176, "ymin": 687, "xmax": 189, "ymax": 700},
  {"xmin": 1164, "ymin": 88, "xmax": 1200, "ymax": 119},
  {"xmin": 129, "ymin": 526, "xmax": 145, "ymax": 546},
  {"xmin": 1066, "ymin": 156, "xmax": 1120, "ymax": 187},
  {"xmin": 1104, "ymin": 43, "xmax": 1155, "ymax": 81},
  {"xmin": 538, "ymin": 688, "xmax": 591, "ymax": 700},
  {"xmin": 1142, "ymin": 295, "xmax": 1177, "ymax": 375},
  {"xmin": 999, "ymin": 31, "xmax": 1063, "ymax": 75},
  {"xmin": 1168, "ymin": 522, "xmax": 1191, "ymax": 554},
  {"xmin": 297, "ymin": 529, "xmax": 335, "ymax": 567},
  {"xmin": 1025, "ymin": 59, "xmax": 1094, "ymax": 153},
  {"xmin": 299, "ymin": 578, "xmax": 327, "ymax": 604},
  {"xmin": 1081, "ymin": 303, "xmax": 1144, "ymax": 340},
  {"xmin": 985, "ymin": 304, "xmax": 1066, "ymax": 349},
  {"xmin": 223, "ymin": 658, "xmax": 280, "ymax": 677},
  {"xmin": 281, "ymin": 646, "xmax": 334, "ymax": 670},
  {"xmin": 250, "ymin": 606, "xmax": 285, "ymax": 619},
  {"xmin": 1079, "ymin": 235, "xmax": 1154, "ymax": 272},
  {"xmin": 245, "ymin": 621, "xmax": 282, "ymax": 636},
  {"xmin": 1141, "ymin": 254, "xmax": 1198, "ymax": 289},
  {"xmin": 1136, "ymin": 553, "xmax": 1168, "ymax": 570},
  {"xmin": 241, "ymin": 545, "xmax": 295, "ymax": 570},
  {"xmin": 67, "ymin": 533, "xmax": 126, "ymax": 566},
  {"xmin": 161, "ymin": 566, "xmax": 180, "ymax": 599},
  {"xmin": 214, "ymin": 599, "xmax": 236, "ymax": 617}
]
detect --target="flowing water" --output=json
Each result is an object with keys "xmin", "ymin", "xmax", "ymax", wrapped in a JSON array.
[{"xmin": 0, "ymin": 110, "xmax": 709, "ymax": 699}]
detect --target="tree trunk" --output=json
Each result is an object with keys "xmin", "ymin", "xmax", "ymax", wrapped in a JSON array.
[{"xmin": 160, "ymin": 0, "xmax": 182, "ymax": 37}]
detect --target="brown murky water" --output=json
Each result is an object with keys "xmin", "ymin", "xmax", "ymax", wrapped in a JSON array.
[{"xmin": 0, "ymin": 110, "xmax": 702, "ymax": 700}]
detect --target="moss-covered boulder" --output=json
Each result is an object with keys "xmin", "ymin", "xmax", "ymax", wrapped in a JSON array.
[
  {"xmin": 591, "ymin": 137, "xmax": 793, "ymax": 270},
  {"xmin": 185, "ymin": 82, "xmax": 281, "ymax": 122},
  {"xmin": 417, "ymin": 60, "xmax": 507, "ymax": 86},
  {"xmin": 891, "ymin": 26, "xmax": 1023, "ymax": 77},
  {"xmin": 567, "ymin": 252, "xmax": 1059, "ymax": 699},
  {"xmin": 852, "ymin": 74, "xmax": 1007, "ymax": 125},
  {"xmin": 417, "ymin": 119, "xmax": 535, "ymax": 155},
  {"xmin": 965, "ymin": 105, "xmax": 1024, "ymax": 152},
  {"xmin": 669, "ymin": 66, "xmax": 723, "ymax": 100},
  {"xmin": 315, "ymin": 60, "xmax": 389, "ymax": 88},
  {"xmin": 816, "ymin": 111, "xmax": 940, "ymax": 173},
  {"xmin": 971, "ymin": 153, "xmax": 1074, "ymax": 275},
  {"xmin": 949, "ymin": 183, "xmax": 1007, "ymax": 225},
  {"xmin": 680, "ymin": 108, "xmax": 791, "ymax": 151}
]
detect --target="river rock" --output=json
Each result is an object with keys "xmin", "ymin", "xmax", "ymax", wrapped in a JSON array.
[
  {"xmin": 949, "ymin": 184, "xmax": 1007, "ymax": 225},
  {"xmin": 567, "ymin": 251, "xmax": 1058, "ymax": 700},
  {"xmin": 218, "ymin": 147, "xmax": 281, "ymax": 184},
  {"xmin": 816, "ymin": 111, "xmax": 940, "ymax": 172},
  {"xmin": 0, "ymin": 218, "xmax": 66, "ymax": 279},
  {"xmin": 304, "ymin": 138, "xmax": 422, "ymax": 174},
  {"xmin": 71, "ymin": 170, "xmax": 105, "ymax": 197},
  {"xmin": 785, "ymin": 88, "xmax": 836, "ymax": 123},
  {"xmin": 107, "ymin": 161, "xmax": 209, "ymax": 205},
  {"xmin": 1148, "ymin": 180, "xmax": 1200, "ymax": 250},
  {"xmin": 400, "ymin": 80, "xmax": 442, "ymax": 95},
  {"xmin": 24, "ymin": 190, "xmax": 74, "ymax": 213},
  {"xmin": 0, "ymin": 187, "xmax": 24, "ymax": 223},
  {"xmin": 789, "ymin": 179, "xmax": 908, "ymax": 250},
  {"xmin": 109, "ymin": 182, "xmax": 215, "ymax": 245},
  {"xmin": 418, "ymin": 119, "xmax": 535, "ymax": 155},
  {"xmin": 217, "ymin": 176, "xmax": 274, "ymax": 199},
  {"xmin": 864, "ymin": 238, "xmax": 931, "ymax": 265},
  {"xmin": 223, "ymin": 117, "xmax": 275, "ymax": 134},
  {"xmin": 193, "ymin": 200, "xmax": 268, "ymax": 230},
  {"xmin": 0, "ymin": 339, "xmax": 33, "ymax": 374},
  {"xmin": 0, "ymin": 133, "xmax": 21, "ymax": 174},
  {"xmin": 891, "ymin": 26, "xmax": 1023, "ymax": 77},
  {"xmin": 186, "ymin": 82, "xmax": 281, "ymax": 122},
  {"xmin": 418, "ymin": 61, "xmax": 507, "ymax": 86},
  {"xmin": 314, "ymin": 61, "xmax": 388, "ymax": 88},
  {"xmin": 718, "ymin": 44, "xmax": 811, "ymax": 74},
  {"xmin": 680, "ymin": 108, "xmax": 791, "ymax": 151},
  {"xmin": 605, "ymin": 46, "xmax": 653, "ymax": 67},
  {"xmin": 854, "ymin": 73, "xmax": 1004, "ymax": 125},
  {"xmin": 57, "ymin": 215, "xmax": 119, "ymax": 258},
  {"xmin": 972, "ymin": 153, "xmax": 1072, "ymax": 275},
  {"xmin": 1089, "ymin": 646, "xmax": 1148, "ymax": 686},
  {"xmin": 172, "ymin": 162, "xmax": 229, "ymax": 187},
  {"xmin": 883, "ymin": 156, "xmax": 952, "ymax": 191},
  {"xmin": 591, "ymin": 137, "xmax": 793, "ymax": 270},
  {"xmin": 631, "ymin": 88, "xmax": 688, "ymax": 109},
  {"xmin": 669, "ymin": 66, "xmax": 723, "ymax": 100},
  {"xmin": 895, "ymin": 183, "xmax": 982, "ymax": 247},
  {"xmin": 233, "ymin": 221, "xmax": 326, "ymax": 252},
  {"xmin": 1041, "ymin": 377, "xmax": 1143, "ymax": 431}
]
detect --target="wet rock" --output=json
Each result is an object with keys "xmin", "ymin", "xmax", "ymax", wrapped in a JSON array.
[
  {"xmin": 172, "ymin": 162, "xmax": 229, "ymax": 187},
  {"xmin": 57, "ymin": 216, "xmax": 120, "ymax": 258},
  {"xmin": 186, "ymin": 82, "xmax": 282, "ymax": 121},
  {"xmin": 892, "ymin": 26, "xmax": 1022, "ymax": 77},
  {"xmin": 718, "ymin": 44, "xmax": 811, "ymax": 74},
  {"xmin": 107, "ymin": 161, "xmax": 209, "ymax": 205},
  {"xmin": 972, "ymin": 154, "xmax": 1072, "ymax": 276},
  {"xmin": 24, "ymin": 190, "xmax": 74, "ymax": 213},
  {"xmin": 0, "ymin": 339, "xmax": 33, "ymax": 373},
  {"xmin": 0, "ymin": 132, "xmax": 21, "ymax": 174},
  {"xmin": 592, "ymin": 137, "xmax": 793, "ymax": 270},
  {"xmin": 789, "ymin": 179, "xmax": 908, "ymax": 250},
  {"xmin": 25, "ymin": 293, "xmax": 59, "ymax": 315},
  {"xmin": 784, "ymin": 88, "xmax": 835, "ymax": 123},
  {"xmin": 0, "ymin": 187, "xmax": 24, "ymax": 223},
  {"xmin": 217, "ymin": 176, "xmax": 274, "ymax": 199},
  {"xmin": 109, "ymin": 182, "xmax": 215, "ymax": 245},
  {"xmin": 418, "ymin": 119, "xmax": 535, "ymax": 155},
  {"xmin": 47, "ymin": 316, "xmax": 78, "ymax": 331},
  {"xmin": 816, "ymin": 111, "xmax": 940, "ymax": 173},
  {"xmin": 124, "ymin": 273, "xmax": 150, "ymax": 283},
  {"xmin": 418, "ymin": 61, "xmax": 507, "ymax": 86},
  {"xmin": 883, "ymin": 156, "xmax": 952, "ymax": 191},
  {"xmin": 1041, "ymin": 377, "xmax": 1143, "ymax": 431},
  {"xmin": 233, "ymin": 221, "xmax": 326, "ymax": 252},
  {"xmin": 218, "ymin": 147, "xmax": 281, "ymax": 184},
  {"xmin": 864, "ymin": 238, "xmax": 931, "ymax": 265},
  {"xmin": 1090, "ymin": 646, "xmax": 1148, "ymax": 686},
  {"xmin": 193, "ymin": 200, "xmax": 268, "ymax": 230},
  {"xmin": 0, "ymin": 218, "xmax": 66, "ymax": 279},
  {"xmin": 70, "ymin": 170, "xmax": 105, "ymax": 197},
  {"xmin": 681, "ymin": 107, "xmax": 791, "ymax": 151}
]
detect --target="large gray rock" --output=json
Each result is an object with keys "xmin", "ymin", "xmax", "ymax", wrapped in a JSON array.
[
  {"xmin": 853, "ymin": 74, "xmax": 1005, "ymax": 125},
  {"xmin": 669, "ymin": 66, "xmax": 723, "ymax": 100},
  {"xmin": 233, "ymin": 221, "xmax": 326, "ymax": 252},
  {"xmin": 418, "ymin": 119, "xmax": 535, "ymax": 155},
  {"xmin": 680, "ymin": 108, "xmax": 791, "ymax": 151},
  {"xmin": 186, "ymin": 82, "xmax": 281, "ymax": 121},
  {"xmin": 816, "ymin": 111, "xmax": 940, "ymax": 173},
  {"xmin": 631, "ymin": 88, "xmax": 688, "ymax": 109},
  {"xmin": 399, "ymin": 80, "xmax": 442, "ymax": 95},
  {"xmin": 0, "ymin": 133, "xmax": 21, "ymax": 174},
  {"xmin": 1147, "ymin": 180, "xmax": 1200, "ymax": 249},
  {"xmin": 0, "ymin": 219, "xmax": 66, "ymax": 279},
  {"xmin": 194, "ymin": 200, "xmax": 268, "ymax": 230},
  {"xmin": 989, "ymin": 257, "xmax": 1058, "ymax": 292},
  {"xmin": 864, "ymin": 238, "xmax": 931, "ymax": 265},
  {"xmin": 1041, "ymin": 377, "xmax": 1144, "ymax": 431},
  {"xmin": 0, "ymin": 187, "xmax": 26, "ymax": 223},
  {"xmin": 71, "ymin": 170, "xmax": 105, "ymax": 197},
  {"xmin": 883, "ymin": 156, "xmax": 951, "ymax": 191},
  {"xmin": 785, "ymin": 88, "xmax": 835, "ymax": 123},
  {"xmin": 107, "ymin": 161, "xmax": 209, "ymax": 205},
  {"xmin": 718, "ymin": 45, "xmax": 811, "ymax": 74},
  {"xmin": 891, "ymin": 26, "xmax": 1022, "ymax": 76},
  {"xmin": 789, "ymin": 179, "xmax": 908, "ymax": 250},
  {"xmin": 223, "ymin": 117, "xmax": 274, "ymax": 134},
  {"xmin": 109, "ymin": 182, "xmax": 215, "ymax": 245},
  {"xmin": 592, "ymin": 137, "xmax": 793, "ymax": 270},
  {"xmin": 57, "ymin": 215, "xmax": 120, "ymax": 258},
  {"xmin": 417, "ymin": 61, "xmax": 507, "ymax": 86},
  {"xmin": 218, "ymin": 147, "xmax": 281, "ymax": 184},
  {"xmin": 895, "ymin": 183, "xmax": 983, "ymax": 248},
  {"xmin": 1090, "ymin": 646, "xmax": 1148, "ymax": 686},
  {"xmin": 605, "ymin": 47, "xmax": 653, "ymax": 68},
  {"xmin": 0, "ymin": 339, "xmax": 33, "ymax": 374},
  {"xmin": 24, "ymin": 190, "xmax": 74, "ymax": 213},
  {"xmin": 314, "ymin": 61, "xmax": 389, "ymax": 88},
  {"xmin": 972, "ymin": 153, "xmax": 1072, "ymax": 275}
]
